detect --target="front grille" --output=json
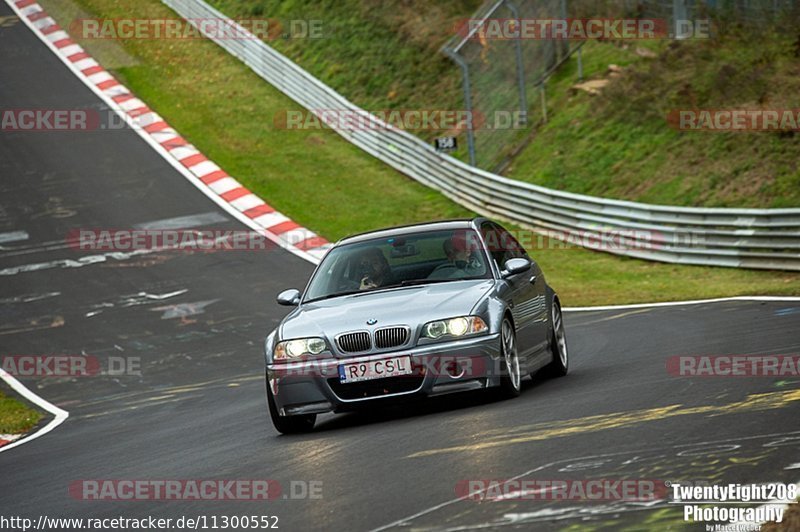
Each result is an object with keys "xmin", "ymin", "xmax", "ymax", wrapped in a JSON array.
[
  {"xmin": 327, "ymin": 375, "xmax": 424, "ymax": 400},
  {"xmin": 336, "ymin": 331, "xmax": 371, "ymax": 353},
  {"xmin": 374, "ymin": 326, "xmax": 409, "ymax": 349}
]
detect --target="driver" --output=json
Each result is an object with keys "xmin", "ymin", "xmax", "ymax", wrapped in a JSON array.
[
  {"xmin": 428, "ymin": 232, "xmax": 482, "ymax": 279},
  {"xmin": 356, "ymin": 247, "xmax": 393, "ymax": 290}
]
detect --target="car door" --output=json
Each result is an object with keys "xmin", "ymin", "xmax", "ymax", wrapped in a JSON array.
[
  {"xmin": 502, "ymin": 224, "xmax": 550, "ymax": 368},
  {"xmin": 481, "ymin": 222, "xmax": 548, "ymax": 363}
]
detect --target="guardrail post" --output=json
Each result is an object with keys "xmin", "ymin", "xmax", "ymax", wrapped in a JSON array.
[{"xmin": 444, "ymin": 49, "xmax": 477, "ymax": 167}]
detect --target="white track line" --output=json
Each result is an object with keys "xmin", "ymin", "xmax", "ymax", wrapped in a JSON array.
[
  {"xmin": 371, "ymin": 432, "xmax": 800, "ymax": 531},
  {"xmin": 0, "ymin": 369, "xmax": 69, "ymax": 453},
  {"xmin": 564, "ymin": 295, "xmax": 800, "ymax": 312}
]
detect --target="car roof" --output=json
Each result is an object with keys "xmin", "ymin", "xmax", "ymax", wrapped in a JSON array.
[{"xmin": 336, "ymin": 218, "xmax": 485, "ymax": 246}]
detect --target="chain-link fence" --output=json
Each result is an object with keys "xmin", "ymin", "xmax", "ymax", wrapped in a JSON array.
[
  {"xmin": 441, "ymin": 0, "xmax": 645, "ymax": 171},
  {"xmin": 442, "ymin": 0, "xmax": 583, "ymax": 171},
  {"xmin": 442, "ymin": 0, "xmax": 799, "ymax": 171}
]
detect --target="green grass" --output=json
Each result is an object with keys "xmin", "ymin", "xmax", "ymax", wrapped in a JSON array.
[
  {"xmin": 37, "ymin": 0, "xmax": 800, "ymax": 306},
  {"xmin": 505, "ymin": 29, "xmax": 800, "ymax": 208},
  {"xmin": 205, "ymin": 0, "xmax": 480, "ymax": 121},
  {"xmin": 203, "ymin": 0, "xmax": 482, "ymax": 164},
  {"xmin": 206, "ymin": 2, "xmax": 800, "ymax": 207},
  {"xmin": 0, "ymin": 389, "xmax": 43, "ymax": 435}
]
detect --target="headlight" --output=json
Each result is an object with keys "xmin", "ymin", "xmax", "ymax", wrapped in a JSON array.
[
  {"xmin": 422, "ymin": 316, "xmax": 487, "ymax": 339},
  {"xmin": 274, "ymin": 337, "xmax": 327, "ymax": 360}
]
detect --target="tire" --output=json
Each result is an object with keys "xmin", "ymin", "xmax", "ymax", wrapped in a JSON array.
[
  {"xmin": 544, "ymin": 298, "xmax": 568, "ymax": 377},
  {"xmin": 266, "ymin": 377, "xmax": 316, "ymax": 434},
  {"xmin": 498, "ymin": 317, "xmax": 522, "ymax": 398}
]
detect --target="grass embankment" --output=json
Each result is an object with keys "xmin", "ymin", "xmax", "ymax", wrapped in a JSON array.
[
  {"xmin": 0, "ymin": 389, "xmax": 43, "ymax": 435},
  {"xmin": 36, "ymin": 0, "xmax": 800, "ymax": 305},
  {"xmin": 506, "ymin": 28, "xmax": 800, "ymax": 208},
  {"xmin": 207, "ymin": 2, "xmax": 800, "ymax": 207}
]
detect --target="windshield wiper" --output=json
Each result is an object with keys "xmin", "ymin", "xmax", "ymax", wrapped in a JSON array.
[
  {"xmin": 398, "ymin": 278, "xmax": 461, "ymax": 287},
  {"xmin": 303, "ymin": 290, "xmax": 362, "ymax": 303}
]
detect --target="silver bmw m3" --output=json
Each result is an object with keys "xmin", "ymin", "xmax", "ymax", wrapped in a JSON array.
[{"xmin": 264, "ymin": 218, "xmax": 568, "ymax": 433}]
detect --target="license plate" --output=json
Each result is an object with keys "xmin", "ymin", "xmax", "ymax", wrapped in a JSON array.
[{"xmin": 338, "ymin": 355, "xmax": 412, "ymax": 383}]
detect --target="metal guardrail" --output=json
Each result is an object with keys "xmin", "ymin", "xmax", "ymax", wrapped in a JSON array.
[{"xmin": 163, "ymin": 0, "xmax": 800, "ymax": 270}]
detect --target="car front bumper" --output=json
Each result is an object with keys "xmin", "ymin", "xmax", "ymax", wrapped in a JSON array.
[{"xmin": 267, "ymin": 333, "xmax": 502, "ymax": 416}]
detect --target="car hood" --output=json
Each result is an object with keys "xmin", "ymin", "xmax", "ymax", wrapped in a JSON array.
[{"xmin": 280, "ymin": 279, "xmax": 495, "ymax": 340}]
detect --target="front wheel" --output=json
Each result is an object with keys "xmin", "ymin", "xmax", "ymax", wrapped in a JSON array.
[
  {"xmin": 266, "ymin": 377, "xmax": 316, "ymax": 434},
  {"xmin": 498, "ymin": 318, "xmax": 522, "ymax": 398},
  {"xmin": 544, "ymin": 299, "xmax": 568, "ymax": 377}
]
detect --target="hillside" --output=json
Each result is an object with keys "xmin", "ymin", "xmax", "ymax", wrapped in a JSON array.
[{"xmin": 210, "ymin": 1, "xmax": 800, "ymax": 208}]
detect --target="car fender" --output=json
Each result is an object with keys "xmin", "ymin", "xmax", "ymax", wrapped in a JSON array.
[
  {"xmin": 264, "ymin": 329, "xmax": 278, "ymax": 366},
  {"xmin": 469, "ymin": 283, "xmax": 509, "ymax": 337}
]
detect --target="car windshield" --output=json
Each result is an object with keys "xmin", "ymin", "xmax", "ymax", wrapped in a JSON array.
[{"xmin": 303, "ymin": 228, "xmax": 492, "ymax": 302}]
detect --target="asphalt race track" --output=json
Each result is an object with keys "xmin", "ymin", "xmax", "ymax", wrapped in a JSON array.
[{"xmin": 1, "ymin": 3, "xmax": 799, "ymax": 530}]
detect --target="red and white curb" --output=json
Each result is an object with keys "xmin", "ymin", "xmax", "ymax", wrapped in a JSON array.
[
  {"xmin": 6, "ymin": 0, "xmax": 332, "ymax": 264},
  {"xmin": 4, "ymin": 0, "xmax": 330, "ymax": 453},
  {"xmin": 0, "ymin": 434, "xmax": 23, "ymax": 447}
]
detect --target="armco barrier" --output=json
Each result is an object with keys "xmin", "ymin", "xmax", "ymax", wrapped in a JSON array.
[{"xmin": 163, "ymin": 0, "xmax": 800, "ymax": 270}]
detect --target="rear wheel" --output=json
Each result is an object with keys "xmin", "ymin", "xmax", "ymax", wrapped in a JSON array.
[
  {"xmin": 266, "ymin": 377, "xmax": 316, "ymax": 434},
  {"xmin": 544, "ymin": 299, "xmax": 568, "ymax": 377},
  {"xmin": 498, "ymin": 318, "xmax": 522, "ymax": 398}
]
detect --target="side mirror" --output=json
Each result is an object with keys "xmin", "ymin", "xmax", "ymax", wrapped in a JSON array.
[
  {"xmin": 501, "ymin": 258, "xmax": 531, "ymax": 278},
  {"xmin": 276, "ymin": 288, "xmax": 301, "ymax": 306}
]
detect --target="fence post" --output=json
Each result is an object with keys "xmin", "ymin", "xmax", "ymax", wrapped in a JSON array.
[
  {"xmin": 559, "ymin": 0, "xmax": 569, "ymax": 61},
  {"xmin": 673, "ymin": 0, "xmax": 689, "ymax": 38},
  {"xmin": 444, "ymin": 49, "xmax": 478, "ymax": 167},
  {"xmin": 505, "ymin": 0, "xmax": 528, "ymax": 126},
  {"xmin": 577, "ymin": 46, "xmax": 583, "ymax": 82},
  {"xmin": 540, "ymin": 82, "xmax": 547, "ymax": 123}
]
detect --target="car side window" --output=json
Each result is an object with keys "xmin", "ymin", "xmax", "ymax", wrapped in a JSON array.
[
  {"xmin": 496, "ymin": 224, "xmax": 529, "ymax": 261},
  {"xmin": 480, "ymin": 222, "xmax": 502, "ymax": 269},
  {"xmin": 481, "ymin": 222, "xmax": 529, "ymax": 271}
]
